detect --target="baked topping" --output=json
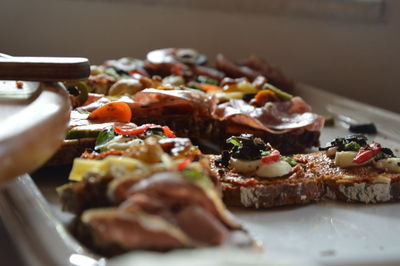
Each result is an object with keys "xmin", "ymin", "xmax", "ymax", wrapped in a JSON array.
[
  {"xmin": 320, "ymin": 135, "xmax": 399, "ymax": 172},
  {"xmin": 216, "ymin": 134, "xmax": 295, "ymax": 178}
]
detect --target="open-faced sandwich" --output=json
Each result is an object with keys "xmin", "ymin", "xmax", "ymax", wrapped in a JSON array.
[
  {"xmin": 49, "ymin": 48, "xmax": 324, "ymax": 167},
  {"xmin": 208, "ymin": 134, "xmax": 400, "ymax": 208},
  {"xmin": 295, "ymin": 135, "xmax": 400, "ymax": 203},
  {"xmin": 208, "ymin": 134, "xmax": 324, "ymax": 208},
  {"xmin": 57, "ymin": 124, "xmax": 253, "ymax": 256}
]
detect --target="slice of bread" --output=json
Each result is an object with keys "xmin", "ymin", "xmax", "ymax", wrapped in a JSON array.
[
  {"xmin": 208, "ymin": 155, "xmax": 324, "ymax": 208},
  {"xmin": 294, "ymin": 152, "xmax": 400, "ymax": 203},
  {"xmin": 46, "ymin": 138, "xmax": 96, "ymax": 166}
]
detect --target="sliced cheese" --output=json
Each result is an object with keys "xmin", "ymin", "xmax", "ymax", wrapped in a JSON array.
[
  {"xmin": 68, "ymin": 158, "xmax": 108, "ymax": 181},
  {"xmin": 68, "ymin": 156, "xmax": 142, "ymax": 181},
  {"xmin": 334, "ymin": 151, "xmax": 358, "ymax": 168},
  {"xmin": 256, "ymin": 160, "xmax": 292, "ymax": 178},
  {"xmin": 229, "ymin": 158, "xmax": 260, "ymax": 174}
]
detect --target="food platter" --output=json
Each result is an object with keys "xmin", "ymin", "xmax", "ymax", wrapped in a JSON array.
[{"xmin": 1, "ymin": 83, "xmax": 400, "ymax": 266}]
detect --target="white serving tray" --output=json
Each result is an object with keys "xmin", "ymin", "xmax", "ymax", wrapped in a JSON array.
[{"xmin": 1, "ymin": 84, "xmax": 400, "ymax": 266}]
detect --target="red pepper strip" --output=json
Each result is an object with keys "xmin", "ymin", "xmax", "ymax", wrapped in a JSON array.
[
  {"xmin": 162, "ymin": 126, "xmax": 176, "ymax": 137},
  {"xmin": 261, "ymin": 150, "xmax": 280, "ymax": 164},
  {"xmin": 352, "ymin": 142, "xmax": 381, "ymax": 164},
  {"xmin": 114, "ymin": 124, "xmax": 176, "ymax": 137},
  {"xmin": 177, "ymin": 157, "xmax": 192, "ymax": 171}
]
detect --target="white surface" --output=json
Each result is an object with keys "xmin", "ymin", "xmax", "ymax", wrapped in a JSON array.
[
  {"xmin": 0, "ymin": 83, "xmax": 400, "ymax": 266},
  {"xmin": 235, "ymin": 203, "xmax": 400, "ymax": 266}
]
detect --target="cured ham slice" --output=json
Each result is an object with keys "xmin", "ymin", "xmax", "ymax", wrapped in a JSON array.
[
  {"xmin": 129, "ymin": 88, "xmax": 216, "ymax": 119},
  {"xmin": 214, "ymin": 97, "xmax": 324, "ymax": 134}
]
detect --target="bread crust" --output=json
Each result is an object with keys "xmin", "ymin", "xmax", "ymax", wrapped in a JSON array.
[
  {"xmin": 208, "ymin": 155, "xmax": 324, "ymax": 208},
  {"xmin": 46, "ymin": 138, "xmax": 96, "ymax": 166},
  {"xmin": 294, "ymin": 152, "xmax": 400, "ymax": 203}
]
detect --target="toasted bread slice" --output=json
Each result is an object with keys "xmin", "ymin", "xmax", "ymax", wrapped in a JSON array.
[
  {"xmin": 208, "ymin": 155, "xmax": 324, "ymax": 208},
  {"xmin": 46, "ymin": 138, "xmax": 96, "ymax": 166},
  {"xmin": 294, "ymin": 152, "xmax": 400, "ymax": 203}
]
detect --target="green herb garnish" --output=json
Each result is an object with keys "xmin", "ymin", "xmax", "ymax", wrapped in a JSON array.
[
  {"xmin": 226, "ymin": 136, "xmax": 242, "ymax": 146},
  {"xmin": 374, "ymin": 148, "xmax": 395, "ymax": 161},
  {"xmin": 261, "ymin": 150, "xmax": 271, "ymax": 156},
  {"xmin": 281, "ymin": 156, "xmax": 298, "ymax": 167},
  {"xmin": 344, "ymin": 141, "xmax": 361, "ymax": 151},
  {"xmin": 95, "ymin": 127, "xmax": 116, "ymax": 151}
]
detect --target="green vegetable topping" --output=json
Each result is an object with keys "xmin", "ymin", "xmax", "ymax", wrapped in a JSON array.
[
  {"xmin": 197, "ymin": 75, "xmax": 218, "ymax": 85},
  {"xmin": 281, "ymin": 156, "xmax": 297, "ymax": 167},
  {"xmin": 226, "ymin": 136, "xmax": 242, "ymax": 146},
  {"xmin": 262, "ymin": 83, "xmax": 293, "ymax": 100},
  {"xmin": 186, "ymin": 81, "xmax": 201, "ymax": 90},
  {"xmin": 104, "ymin": 68, "xmax": 120, "ymax": 78},
  {"xmin": 95, "ymin": 127, "xmax": 116, "ymax": 151},
  {"xmin": 182, "ymin": 169, "xmax": 206, "ymax": 181},
  {"xmin": 261, "ymin": 150, "xmax": 271, "ymax": 156},
  {"xmin": 319, "ymin": 135, "xmax": 368, "ymax": 151},
  {"xmin": 374, "ymin": 148, "xmax": 395, "ymax": 161},
  {"xmin": 344, "ymin": 141, "xmax": 361, "ymax": 151}
]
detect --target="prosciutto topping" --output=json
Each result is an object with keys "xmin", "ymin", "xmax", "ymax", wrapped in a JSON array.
[
  {"xmin": 213, "ymin": 97, "xmax": 324, "ymax": 134},
  {"xmin": 129, "ymin": 88, "xmax": 216, "ymax": 118},
  {"xmin": 72, "ymin": 88, "xmax": 323, "ymax": 136}
]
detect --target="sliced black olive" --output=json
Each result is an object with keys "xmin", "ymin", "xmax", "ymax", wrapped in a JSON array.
[
  {"xmin": 381, "ymin": 147, "xmax": 395, "ymax": 156},
  {"xmin": 231, "ymin": 145, "xmax": 262, "ymax": 161},
  {"xmin": 216, "ymin": 150, "xmax": 231, "ymax": 167},
  {"xmin": 253, "ymin": 137, "xmax": 267, "ymax": 151},
  {"xmin": 319, "ymin": 135, "xmax": 368, "ymax": 151}
]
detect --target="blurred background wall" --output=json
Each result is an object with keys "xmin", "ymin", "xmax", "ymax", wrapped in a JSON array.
[{"xmin": 1, "ymin": 0, "xmax": 399, "ymax": 113}]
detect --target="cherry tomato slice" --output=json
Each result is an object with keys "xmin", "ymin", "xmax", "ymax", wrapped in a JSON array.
[{"xmin": 261, "ymin": 150, "xmax": 280, "ymax": 164}]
